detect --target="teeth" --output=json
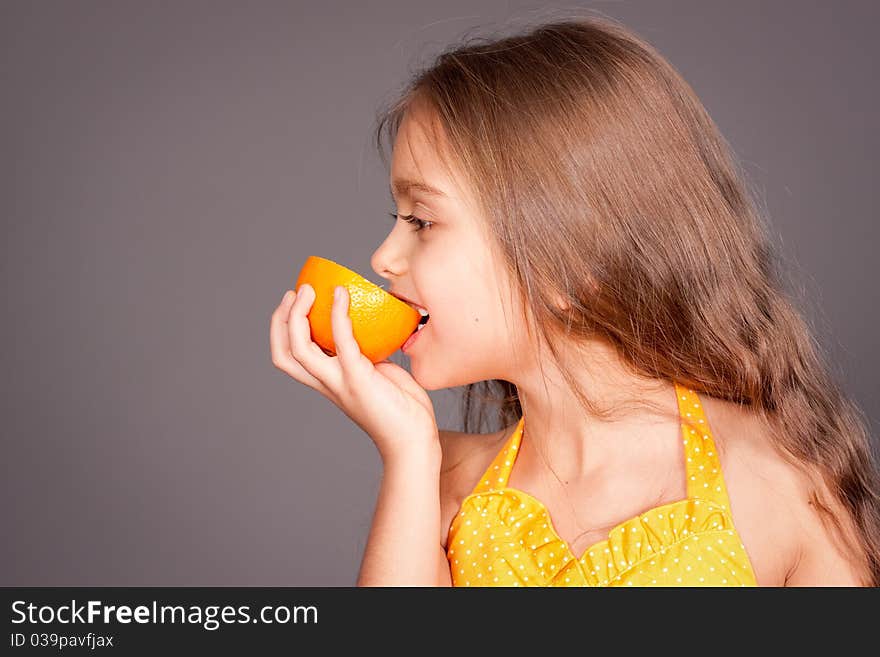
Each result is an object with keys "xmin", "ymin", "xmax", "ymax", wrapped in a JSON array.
[{"xmin": 418, "ymin": 307, "xmax": 429, "ymax": 316}]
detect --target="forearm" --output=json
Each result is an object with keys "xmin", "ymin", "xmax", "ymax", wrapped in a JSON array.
[{"xmin": 357, "ymin": 445, "xmax": 444, "ymax": 586}]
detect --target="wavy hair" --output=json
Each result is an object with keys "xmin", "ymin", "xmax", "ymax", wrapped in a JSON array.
[{"xmin": 374, "ymin": 12, "xmax": 880, "ymax": 585}]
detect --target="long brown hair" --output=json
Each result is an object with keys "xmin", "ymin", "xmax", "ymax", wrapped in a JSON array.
[{"xmin": 374, "ymin": 12, "xmax": 880, "ymax": 585}]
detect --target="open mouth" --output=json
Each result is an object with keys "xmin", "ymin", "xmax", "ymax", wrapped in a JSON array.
[
  {"xmin": 412, "ymin": 308, "xmax": 430, "ymax": 335},
  {"xmin": 389, "ymin": 292, "xmax": 430, "ymax": 333}
]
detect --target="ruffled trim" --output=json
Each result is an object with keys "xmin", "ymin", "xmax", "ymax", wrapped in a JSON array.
[{"xmin": 450, "ymin": 487, "xmax": 740, "ymax": 586}]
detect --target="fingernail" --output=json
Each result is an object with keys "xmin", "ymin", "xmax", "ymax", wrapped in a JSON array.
[{"xmin": 334, "ymin": 286, "xmax": 342, "ymax": 301}]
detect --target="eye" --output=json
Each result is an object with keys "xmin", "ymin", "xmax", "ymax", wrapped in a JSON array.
[{"xmin": 388, "ymin": 211, "xmax": 434, "ymax": 233}]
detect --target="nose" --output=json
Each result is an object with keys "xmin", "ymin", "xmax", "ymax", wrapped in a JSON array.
[{"xmin": 370, "ymin": 233, "xmax": 407, "ymax": 285}]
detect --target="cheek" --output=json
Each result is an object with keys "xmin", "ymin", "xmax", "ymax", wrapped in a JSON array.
[
  {"xmin": 418, "ymin": 291, "xmax": 516, "ymax": 367},
  {"xmin": 424, "ymin": 278, "xmax": 501, "ymax": 342},
  {"xmin": 424, "ymin": 243, "xmax": 503, "ymax": 324},
  {"xmin": 409, "ymin": 239, "xmax": 521, "ymax": 378},
  {"xmin": 432, "ymin": 306, "xmax": 496, "ymax": 344}
]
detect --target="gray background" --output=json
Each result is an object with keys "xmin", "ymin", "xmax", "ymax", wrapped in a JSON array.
[{"xmin": 2, "ymin": 1, "xmax": 877, "ymax": 585}]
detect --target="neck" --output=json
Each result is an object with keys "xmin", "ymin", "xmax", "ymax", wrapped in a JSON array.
[{"xmin": 507, "ymin": 339, "xmax": 682, "ymax": 483}]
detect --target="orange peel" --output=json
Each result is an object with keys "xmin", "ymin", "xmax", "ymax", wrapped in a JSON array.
[{"xmin": 294, "ymin": 255, "xmax": 423, "ymax": 363}]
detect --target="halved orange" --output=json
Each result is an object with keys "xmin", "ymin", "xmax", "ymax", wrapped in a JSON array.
[{"xmin": 294, "ymin": 255, "xmax": 423, "ymax": 363}]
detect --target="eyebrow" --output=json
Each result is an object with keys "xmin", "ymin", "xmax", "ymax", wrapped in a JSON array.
[{"xmin": 389, "ymin": 178, "xmax": 448, "ymax": 199}]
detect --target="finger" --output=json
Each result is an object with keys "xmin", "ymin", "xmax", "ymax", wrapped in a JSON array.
[
  {"xmin": 270, "ymin": 289, "xmax": 329, "ymax": 393},
  {"xmin": 288, "ymin": 283, "xmax": 342, "ymax": 391},
  {"xmin": 331, "ymin": 285, "xmax": 368, "ymax": 374}
]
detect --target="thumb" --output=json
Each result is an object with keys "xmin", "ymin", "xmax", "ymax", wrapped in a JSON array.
[{"xmin": 374, "ymin": 360, "xmax": 426, "ymax": 399}]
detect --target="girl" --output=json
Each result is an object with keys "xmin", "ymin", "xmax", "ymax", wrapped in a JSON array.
[{"xmin": 270, "ymin": 15, "xmax": 879, "ymax": 586}]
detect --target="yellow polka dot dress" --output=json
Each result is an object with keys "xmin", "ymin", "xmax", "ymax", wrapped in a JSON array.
[{"xmin": 445, "ymin": 381, "xmax": 758, "ymax": 586}]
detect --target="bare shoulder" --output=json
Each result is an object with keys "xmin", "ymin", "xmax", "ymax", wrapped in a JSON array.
[
  {"xmin": 702, "ymin": 395, "xmax": 869, "ymax": 586},
  {"xmin": 437, "ymin": 425, "xmax": 511, "ymax": 550},
  {"xmin": 783, "ymin": 468, "xmax": 870, "ymax": 586}
]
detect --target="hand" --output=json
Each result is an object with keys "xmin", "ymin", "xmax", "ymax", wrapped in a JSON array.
[{"xmin": 270, "ymin": 283, "xmax": 440, "ymax": 462}]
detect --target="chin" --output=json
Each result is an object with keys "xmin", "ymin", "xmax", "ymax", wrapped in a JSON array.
[
  {"xmin": 409, "ymin": 361, "xmax": 486, "ymax": 392},
  {"xmin": 406, "ymin": 334, "xmax": 501, "ymax": 390},
  {"xmin": 408, "ymin": 360, "xmax": 445, "ymax": 391}
]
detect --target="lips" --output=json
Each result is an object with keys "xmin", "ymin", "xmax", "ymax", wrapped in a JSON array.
[
  {"xmin": 402, "ymin": 316, "xmax": 429, "ymax": 352},
  {"xmin": 389, "ymin": 290, "xmax": 429, "ymax": 313},
  {"xmin": 389, "ymin": 290, "xmax": 430, "ymax": 336}
]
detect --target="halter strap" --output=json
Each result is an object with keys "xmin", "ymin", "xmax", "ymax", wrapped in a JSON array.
[
  {"xmin": 470, "ymin": 418, "xmax": 524, "ymax": 495},
  {"xmin": 469, "ymin": 381, "xmax": 732, "ymax": 512},
  {"xmin": 675, "ymin": 381, "xmax": 732, "ymax": 510}
]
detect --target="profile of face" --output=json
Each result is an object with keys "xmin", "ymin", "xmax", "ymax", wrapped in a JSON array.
[{"xmin": 370, "ymin": 107, "xmax": 530, "ymax": 390}]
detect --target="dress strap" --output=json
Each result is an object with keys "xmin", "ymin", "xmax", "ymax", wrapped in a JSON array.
[
  {"xmin": 674, "ymin": 381, "xmax": 733, "ymax": 511},
  {"xmin": 469, "ymin": 387, "xmax": 733, "ymax": 510},
  {"xmin": 470, "ymin": 416, "xmax": 525, "ymax": 495}
]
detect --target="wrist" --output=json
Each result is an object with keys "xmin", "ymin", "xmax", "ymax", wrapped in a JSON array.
[{"xmin": 381, "ymin": 439, "xmax": 442, "ymax": 470}]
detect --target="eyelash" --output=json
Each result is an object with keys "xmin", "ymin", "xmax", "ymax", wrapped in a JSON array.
[{"xmin": 388, "ymin": 211, "xmax": 434, "ymax": 233}]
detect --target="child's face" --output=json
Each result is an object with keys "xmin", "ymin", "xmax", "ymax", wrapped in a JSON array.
[{"xmin": 370, "ymin": 108, "xmax": 528, "ymax": 390}]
